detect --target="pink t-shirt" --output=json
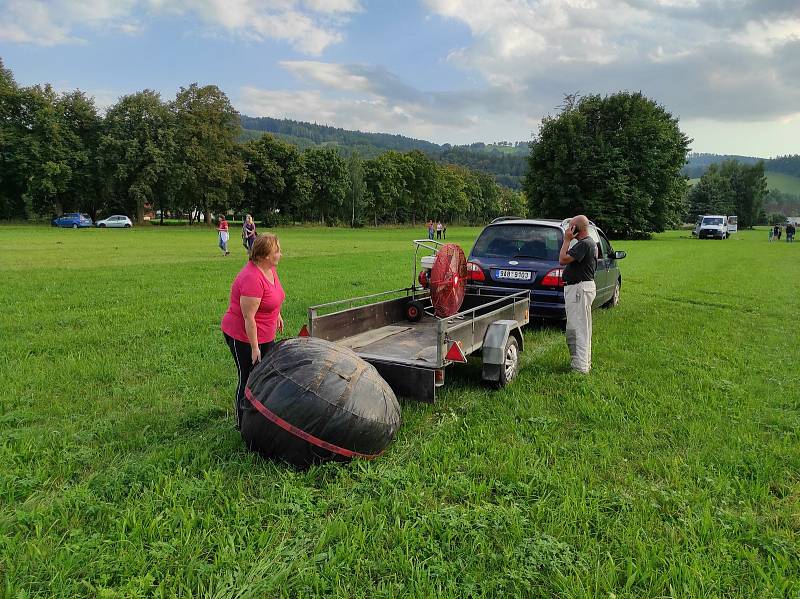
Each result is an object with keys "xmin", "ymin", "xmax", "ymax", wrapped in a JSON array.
[{"xmin": 221, "ymin": 262, "xmax": 285, "ymax": 343}]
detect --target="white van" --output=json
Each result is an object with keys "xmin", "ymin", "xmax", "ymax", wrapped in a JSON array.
[{"xmin": 696, "ymin": 215, "xmax": 731, "ymax": 239}]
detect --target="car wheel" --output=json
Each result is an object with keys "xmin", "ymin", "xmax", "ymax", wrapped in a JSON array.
[
  {"xmin": 603, "ymin": 279, "xmax": 620, "ymax": 308},
  {"xmin": 72, "ymin": 223, "xmax": 78, "ymax": 229},
  {"xmin": 405, "ymin": 299, "xmax": 424, "ymax": 322},
  {"xmin": 124, "ymin": 224, "xmax": 131, "ymax": 228},
  {"xmin": 494, "ymin": 336, "xmax": 520, "ymax": 388},
  {"xmin": 99, "ymin": 223, "xmax": 106, "ymax": 228}
]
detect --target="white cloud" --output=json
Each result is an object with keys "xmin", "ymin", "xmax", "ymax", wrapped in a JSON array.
[
  {"xmin": 423, "ymin": 0, "xmax": 800, "ymax": 125},
  {"xmin": 238, "ymin": 63, "xmax": 490, "ymax": 142},
  {"xmin": 280, "ymin": 61, "xmax": 373, "ymax": 92},
  {"xmin": 0, "ymin": 0, "xmax": 359, "ymax": 54},
  {"xmin": 0, "ymin": 1, "xmax": 80, "ymax": 45},
  {"xmin": 302, "ymin": 0, "xmax": 362, "ymax": 14}
]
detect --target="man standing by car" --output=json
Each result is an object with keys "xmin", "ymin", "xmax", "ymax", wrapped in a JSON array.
[{"xmin": 559, "ymin": 215, "xmax": 597, "ymax": 374}]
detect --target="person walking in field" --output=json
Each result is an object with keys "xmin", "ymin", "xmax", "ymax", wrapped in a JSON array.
[
  {"xmin": 769, "ymin": 226, "xmax": 774, "ymax": 242},
  {"xmin": 217, "ymin": 214, "xmax": 230, "ymax": 256},
  {"xmin": 442, "ymin": 222, "xmax": 447, "ymax": 239},
  {"xmin": 776, "ymin": 225, "xmax": 782, "ymax": 241},
  {"xmin": 221, "ymin": 234, "xmax": 286, "ymax": 430},
  {"xmin": 243, "ymin": 214, "xmax": 257, "ymax": 255},
  {"xmin": 427, "ymin": 220, "xmax": 434, "ymax": 240},
  {"xmin": 436, "ymin": 221, "xmax": 443, "ymax": 239},
  {"xmin": 559, "ymin": 215, "xmax": 597, "ymax": 374},
  {"xmin": 786, "ymin": 222, "xmax": 795, "ymax": 242}
]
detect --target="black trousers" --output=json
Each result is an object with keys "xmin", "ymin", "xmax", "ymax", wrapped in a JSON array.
[{"xmin": 224, "ymin": 333, "xmax": 274, "ymax": 429}]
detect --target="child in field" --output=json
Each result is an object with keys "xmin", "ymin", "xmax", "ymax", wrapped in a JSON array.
[
  {"xmin": 769, "ymin": 227, "xmax": 774, "ymax": 242},
  {"xmin": 217, "ymin": 215, "xmax": 230, "ymax": 256}
]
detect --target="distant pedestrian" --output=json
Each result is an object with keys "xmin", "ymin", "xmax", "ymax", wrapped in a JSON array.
[
  {"xmin": 427, "ymin": 220, "xmax": 434, "ymax": 240},
  {"xmin": 442, "ymin": 222, "xmax": 447, "ymax": 239},
  {"xmin": 769, "ymin": 227, "xmax": 774, "ymax": 242},
  {"xmin": 436, "ymin": 221, "xmax": 443, "ymax": 239},
  {"xmin": 787, "ymin": 222, "xmax": 796, "ymax": 242},
  {"xmin": 217, "ymin": 215, "xmax": 230, "ymax": 256},
  {"xmin": 776, "ymin": 225, "xmax": 782, "ymax": 241},
  {"xmin": 243, "ymin": 214, "xmax": 257, "ymax": 255}
]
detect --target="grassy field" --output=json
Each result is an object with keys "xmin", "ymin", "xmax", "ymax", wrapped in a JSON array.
[{"xmin": 1, "ymin": 224, "xmax": 799, "ymax": 597}]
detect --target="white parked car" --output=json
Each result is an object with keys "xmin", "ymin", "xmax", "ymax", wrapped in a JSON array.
[
  {"xmin": 695, "ymin": 214, "xmax": 734, "ymax": 239},
  {"xmin": 96, "ymin": 215, "xmax": 133, "ymax": 228}
]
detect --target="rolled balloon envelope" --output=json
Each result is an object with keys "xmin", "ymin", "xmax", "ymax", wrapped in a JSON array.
[{"xmin": 241, "ymin": 336, "xmax": 401, "ymax": 467}]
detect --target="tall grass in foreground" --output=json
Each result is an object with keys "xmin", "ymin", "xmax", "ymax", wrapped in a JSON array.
[{"xmin": 0, "ymin": 225, "xmax": 798, "ymax": 597}]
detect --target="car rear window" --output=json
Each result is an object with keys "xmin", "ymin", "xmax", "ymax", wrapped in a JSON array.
[{"xmin": 472, "ymin": 225, "xmax": 562, "ymax": 260}]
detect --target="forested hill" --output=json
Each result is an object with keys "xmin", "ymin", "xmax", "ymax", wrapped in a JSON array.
[
  {"xmin": 682, "ymin": 153, "xmax": 762, "ymax": 178},
  {"xmin": 240, "ymin": 115, "xmax": 529, "ymax": 189},
  {"xmin": 682, "ymin": 153, "xmax": 800, "ymax": 178},
  {"xmin": 240, "ymin": 116, "xmax": 800, "ymax": 189}
]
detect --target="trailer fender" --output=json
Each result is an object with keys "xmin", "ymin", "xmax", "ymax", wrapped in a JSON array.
[{"xmin": 481, "ymin": 320, "xmax": 523, "ymax": 382}]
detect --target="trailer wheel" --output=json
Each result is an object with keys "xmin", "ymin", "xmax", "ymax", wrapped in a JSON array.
[
  {"xmin": 405, "ymin": 299, "xmax": 424, "ymax": 322},
  {"xmin": 494, "ymin": 336, "xmax": 519, "ymax": 388}
]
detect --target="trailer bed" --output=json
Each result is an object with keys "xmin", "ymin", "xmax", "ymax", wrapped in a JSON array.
[
  {"xmin": 336, "ymin": 316, "xmax": 440, "ymax": 367},
  {"xmin": 307, "ymin": 286, "xmax": 529, "ymax": 402}
]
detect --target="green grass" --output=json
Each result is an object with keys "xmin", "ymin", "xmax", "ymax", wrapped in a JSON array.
[{"xmin": 1, "ymin": 225, "xmax": 799, "ymax": 597}]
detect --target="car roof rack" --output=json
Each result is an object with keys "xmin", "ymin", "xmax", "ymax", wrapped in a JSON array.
[{"xmin": 489, "ymin": 216, "xmax": 524, "ymax": 224}]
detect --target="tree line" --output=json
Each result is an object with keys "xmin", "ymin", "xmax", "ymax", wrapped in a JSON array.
[
  {"xmin": 241, "ymin": 115, "xmax": 529, "ymax": 189},
  {"xmin": 687, "ymin": 161, "xmax": 768, "ymax": 228},
  {"xmin": 522, "ymin": 92, "xmax": 777, "ymax": 235},
  {"xmin": 0, "ymin": 59, "xmax": 525, "ymax": 226}
]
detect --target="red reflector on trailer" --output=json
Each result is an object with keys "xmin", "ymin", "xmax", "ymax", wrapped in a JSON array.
[
  {"xmin": 445, "ymin": 341, "xmax": 467, "ymax": 363},
  {"xmin": 298, "ymin": 324, "xmax": 310, "ymax": 337}
]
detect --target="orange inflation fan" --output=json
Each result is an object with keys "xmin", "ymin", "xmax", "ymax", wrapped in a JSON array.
[{"xmin": 428, "ymin": 243, "xmax": 468, "ymax": 317}]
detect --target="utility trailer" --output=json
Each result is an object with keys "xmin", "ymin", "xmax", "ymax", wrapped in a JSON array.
[{"xmin": 303, "ymin": 286, "xmax": 529, "ymax": 403}]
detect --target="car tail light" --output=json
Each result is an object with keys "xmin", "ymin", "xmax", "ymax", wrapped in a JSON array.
[
  {"xmin": 466, "ymin": 261, "xmax": 485, "ymax": 282},
  {"xmin": 541, "ymin": 268, "xmax": 564, "ymax": 287}
]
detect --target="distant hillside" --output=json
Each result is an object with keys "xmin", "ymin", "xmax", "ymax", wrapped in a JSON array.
[
  {"xmin": 239, "ymin": 115, "xmax": 528, "ymax": 189},
  {"xmin": 239, "ymin": 116, "xmax": 798, "ymax": 192},
  {"xmin": 766, "ymin": 171, "xmax": 800, "ymax": 196},
  {"xmin": 681, "ymin": 153, "xmax": 762, "ymax": 178}
]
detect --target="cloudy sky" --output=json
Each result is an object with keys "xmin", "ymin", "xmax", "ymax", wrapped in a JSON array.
[{"xmin": 1, "ymin": 0, "xmax": 799, "ymax": 157}]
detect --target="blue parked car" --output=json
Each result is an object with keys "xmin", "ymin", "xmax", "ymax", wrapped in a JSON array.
[
  {"xmin": 52, "ymin": 213, "xmax": 93, "ymax": 228},
  {"xmin": 466, "ymin": 217, "xmax": 626, "ymax": 319}
]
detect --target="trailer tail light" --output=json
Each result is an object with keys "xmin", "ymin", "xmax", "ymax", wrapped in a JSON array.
[
  {"xmin": 418, "ymin": 270, "xmax": 428, "ymax": 288},
  {"xmin": 298, "ymin": 325, "xmax": 310, "ymax": 337},
  {"xmin": 466, "ymin": 261, "xmax": 485, "ymax": 282},
  {"xmin": 541, "ymin": 268, "xmax": 564, "ymax": 287},
  {"xmin": 445, "ymin": 341, "xmax": 467, "ymax": 363},
  {"xmin": 435, "ymin": 369, "xmax": 445, "ymax": 386}
]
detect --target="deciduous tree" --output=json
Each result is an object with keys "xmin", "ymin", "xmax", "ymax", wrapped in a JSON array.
[
  {"xmin": 99, "ymin": 90, "xmax": 177, "ymax": 223},
  {"xmin": 525, "ymin": 92, "xmax": 690, "ymax": 236},
  {"xmin": 303, "ymin": 146, "xmax": 348, "ymax": 224},
  {"xmin": 172, "ymin": 84, "xmax": 245, "ymax": 224}
]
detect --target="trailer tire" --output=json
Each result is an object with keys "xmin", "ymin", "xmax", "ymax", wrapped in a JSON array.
[
  {"xmin": 494, "ymin": 336, "xmax": 519, "ymax": 388},
  {"xmin": 405, "ymin": 299, "xmax": 424, "ymax": 322}
]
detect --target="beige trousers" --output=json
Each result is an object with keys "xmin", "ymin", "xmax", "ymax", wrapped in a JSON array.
[{"xmin": 564, "ymin": 281, "xmax": 596, "ymax": 373}]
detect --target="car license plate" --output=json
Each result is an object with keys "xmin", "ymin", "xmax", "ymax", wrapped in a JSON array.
[{"xmin": 495, "ymin": 269, "xmax": 531, "ymax": 280}]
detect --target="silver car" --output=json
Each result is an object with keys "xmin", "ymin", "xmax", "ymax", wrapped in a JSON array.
[{"xmin": 96, "ymin": 215, "xmax": 133, "ymax": 228}]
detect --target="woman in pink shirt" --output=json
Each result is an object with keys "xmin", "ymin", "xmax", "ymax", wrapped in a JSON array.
[{"xmin": 221, "ymin": 233, "xmax": 285, "ymax": 429}]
